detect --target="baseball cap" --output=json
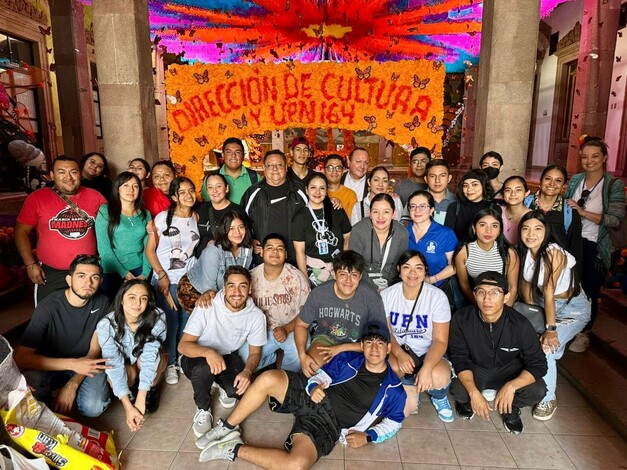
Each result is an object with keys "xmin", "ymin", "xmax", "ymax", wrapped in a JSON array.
[
  {"xmin": 362, "ymin": 321, "xmax": 391, "ymax": 342},
  {"xmin": 290, "ymin": 136, "xmax": 310, "ymax": 150},
  {"xmin": 474, "ymin": 271, "xmax": 508, "ymax": 293}
]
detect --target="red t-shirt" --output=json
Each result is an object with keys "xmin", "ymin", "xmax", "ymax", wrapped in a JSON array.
[
  {"xmin": 17, "ymin": 187, "xmax": 106, "ymax": 270},
  {"xmin": 143, "ymin": 187, "xmax": 171, "ymax": 218}
]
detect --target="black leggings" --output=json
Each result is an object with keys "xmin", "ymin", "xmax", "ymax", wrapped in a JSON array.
[{"xmin": 580, "ymin": 238, "xmax": 605, "ymax": 331}]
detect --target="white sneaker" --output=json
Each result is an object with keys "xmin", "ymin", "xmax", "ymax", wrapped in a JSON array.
[
  {"xmin": 165, "ymin": 364, "xmax": 179, "ymax": 385},
  {"xmin": 196, "ymin": 418, "xmax": 240, "ymax": 449},
  {"xmin": 193, "ymin": 408, "xmax": 213, "ymax": 438},
  {"xmin": 218, "ymin": 386, "xmax": 237, "ymax": 408},
  {"xmin": 568, "ymin": 332, "xmax": 589, "ymax": 353}
]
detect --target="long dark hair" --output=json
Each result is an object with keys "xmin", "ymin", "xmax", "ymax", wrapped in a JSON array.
[
  {"xmin": 110, "ymin": 279, "xmax": 163, "ymax": 358},
  {"xmin": 163, "ymin": 177, "xmax": 195, "ymax": 236},
  {"xmin": 80, "ymin": 152, "xmax": 110, "ymax": 179},
  {"xmin": 453, "ymin": 208, "xmax": 514, "ymax": 274},
  {"xmin": 305, "ymin": 172, "xmax": 335, "ymax": 228},
  {"xmin": 214, "ymin": 210, "xmax": 253, "ymax": 251},
  {"xmin": 457, "ymin": 168, "xmax": 494, "ymax": 202},
  {"xmin": 108, "ymin": 172, "xmax": 147, "ymax": 248},
  {"xmin": 517, "ymin": 210, "xmax": 579, "ymax": 302},
  {"xmin": 393, "ymin": 249, "xmax": 429, "ymax": 285}
]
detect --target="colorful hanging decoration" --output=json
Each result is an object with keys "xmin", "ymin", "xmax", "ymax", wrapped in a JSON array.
[{"xmin": 166, "ymin": 60, "xmax": 444, "ymax": 187}]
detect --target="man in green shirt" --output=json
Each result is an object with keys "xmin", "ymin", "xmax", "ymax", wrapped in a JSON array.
[{"xmin": 219, "ymin": 137, "xmax": 258, "ymax": 204}]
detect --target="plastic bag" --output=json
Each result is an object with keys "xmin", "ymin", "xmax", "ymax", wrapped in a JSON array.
[
  {"xmin": 0, "ymin": 335, "xmax": 119, "ymax": 469},
  {"xmin": 0, "ymin": 444, "xmax": 49, "ymax": 470}
]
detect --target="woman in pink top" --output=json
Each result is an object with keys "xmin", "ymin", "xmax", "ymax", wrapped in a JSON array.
[{"xmin": 501, "ymin": 176, "xmax": 531, "ymax": 246}]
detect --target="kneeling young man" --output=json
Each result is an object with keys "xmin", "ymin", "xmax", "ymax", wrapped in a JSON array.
[
  {"xmin": 197, "ymin": 322, "xmax": 406, "ymax": 469},
  {"xmin": 449, "ymin": 271, "xmax": 547, "ymax": 434},
  {"xmin": 178, "ymin": 266, "xmax": 267, "ymax": 440}
]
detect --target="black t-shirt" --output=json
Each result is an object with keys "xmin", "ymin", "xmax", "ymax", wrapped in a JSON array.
[
  {"xmin": 327, "ymin": 364, "xmax": 388, "ymax": 428},
  {"xmin": 265, "ymin": 181, "xmax": 291, "ymax": 242},
  {"xmin": 444, "ymin": 200, "xmax": 501, "ymax": 243},
  {"xmin": 292, "ymin": 206, "xmax": 351, "ymax": 262},
  {"xmin": 81, "ymin": 177, "xmax": 112, "ymax": 199},
  {"xmin": 20, "ymin": 290, "xmax": 110, "ymax": 358},
  {"xmin": 287, "ymin": 167, "xmax": 316, "ymax": 185},
  {"xmin": 195, "ymin": 201, "xmax": 246, "ymax": 254}
]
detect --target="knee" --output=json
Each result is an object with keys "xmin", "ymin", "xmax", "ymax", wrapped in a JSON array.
[
  {"xmin": 431, "ymin": 361, "xmax": 452, "ymax": 388},
  {"xmin": 286, "ymin": 454, "xmax": 314, "ymax": 470},
  {"xmin": 521, "ymin": 379, "xmax": 547, "ymax": 403},
  {"xmin": 77, "ymin": 395, "xmax": 110, "ymax": 418}
]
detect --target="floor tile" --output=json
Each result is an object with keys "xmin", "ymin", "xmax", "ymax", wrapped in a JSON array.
[
  {"xmin": 320, "ymin": 442, "xmax": 345, "ymax": 460},
  {"xmin": 125, "ymin": 417, "xmax": 190, "ymax": 451},
  {"xmin": 607, "ymin": 436, "xmax": 627, "ymax": 461},
  {"xmin": 579, "ymin": 407, "xmax": 619, "ymax": 437},
  {"xmin": 401, "ymin": 402, "xmax": 447, "ymax": 430},
  {"xmin": 555, "ymin": 382, "xmax": 590, "ymax": 407},
  {"xmin": 118, "ymin": 449, "xmax": 176, "ymax": 469},
  {"xmin": 447, "ymin": 430, "xmax": 515, "ymax": 467},
  {"xmin": 346, "ymin": 461, "xmax": 401, "ymax": 469},
  {"xmin": 312, "ymin": 460, "xmax": 344, "ymax": 469},
  {"xmin": 554, "ymin": 435, "xmax": 627, "ymax": 469},
  {"xmin": 155, "ymin": 384, "xmax": 199, "ymax": 419},
  {"xmin": 179, "ymin": 426, "xmax": 203, "ymax": 453},
  {"xmin": 89, "ymin": 412, "xmax": 136, "ymax": 450},
  {"xmin": 444, "ymin": 410, "xmax": 499, "ymax": 432},
  {"xmin": 501, "ymin": 433, "xmax": 575, "ymax": 469},
  {"xmin": 345, "ymin": 434, "xmax": 401, "ymax": 462},
  {"xmin": 402, "ymin": 465, "xmax": 460, "ymax": 470},
  {"xmin": 170, "ymin": 451, "xmax": 229, "ymax": 469},
  {"xmin": 543, "ymin": 406, "xmax": 605, "ymax": 436},
  {"xmin": 397, "ymin": 428, "xmax": 457, "ymax": 465}
]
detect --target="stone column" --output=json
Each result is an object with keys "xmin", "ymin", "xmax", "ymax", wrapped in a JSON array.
[
  {"xmin": 50, "ymin": 0, "xmax": 97, "ymax": 159},
  {"xmin": 92, "ymin": 0, "xmax": 158, "ymax": 173},
  {"xmin": 566, "ymin": 0, "xmax": 621, "ymax": 175},
  {"xmin": 472, "ymin": 0, "xmax": 540, "ymax": 178}
]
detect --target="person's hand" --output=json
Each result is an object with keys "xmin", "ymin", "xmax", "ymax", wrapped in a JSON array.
[
  {"xmin": 234, "ymin": 369, "xmax": 252, "ymax": 395},
  {"xmin": 540, "ymin": 330, "xmax": 560, "ymax": 354},
  {"xmin": 124, "ymin": 272, "xmax": 136, "ymax": 281},
  {"xmin": 330, "ymin": 197, "xmax": 343, "ymax": 210},
  {"xmin": 146, "ymin": 220, "xmax": 155, "ymax": 235},
  {"xmin": 136, "ymin": 275, "xmax": 146, "ymax": 280},
  {"xmin": 395, "ymin": 349, "xmax": 416, "ymax": 377},
  {"xmin": 316, "ymin": 344, "xmax": 340, "ymax": 363},
  {"xmin": 415, "ymin": 365, "xmax": 434, "ymax": 393},
  {"xmin": 273, "ymin": 327, "xmax": 287, "ymax": 343},
  {"xmin": 345, "ymin": 431, "xmax": 369, "ymax": 448},
  {"xmin": 196, "ymin": 290, "xmax": 216, "ymax": 308},
  {"xmin": 157, "ymin": 274, "xmax": 170, "ymax": 296},
  {"xmin": 71, "ymin": 357, "xmax": 109, "ymax": 377},
  {"xmin": 205, "ymin": 349, "xmax": 226, "ymax": 375},
  {"xmin": 310, "ymin": 384, "xmax": 326, "ymax": 403},
  {"xmin": 300, "ymin": 353, "xmax": 319, "ymax": 378},
  {"xmin": 54, "ymin": 381, "xmax": 78, "ymax": 414},
  {"xmin": 469, "ymin": 390, "xmax": 492, "ymax": 420},
  {"xmin": 494, "ymin": 382, "xmax": 516, "ymax": 415},
  {"xmin": 252, "ymin": 239, "xmax": 262, "ymax": 255},
  {"xmin": 134, "ymin": 390, "xmax": 147, "ymax": 415},
  {"xmin": 124, "ymin": 405, "xmax": 145, "ymax": 432},
  {"xmin": 27, "ymin": 264, "xmax": 45, "ymax": 285}
]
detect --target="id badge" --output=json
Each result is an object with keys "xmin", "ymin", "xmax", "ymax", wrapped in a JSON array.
[{"xmin": 318, "ymin": 240, "xmax": 329, "ymax": 255}]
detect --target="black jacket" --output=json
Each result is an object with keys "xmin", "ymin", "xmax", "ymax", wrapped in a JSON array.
[
  {"xmin": 240, "ymin": 179, "xmax": 307, "ymax": 262},
  {"xmin": 449, "ymin": 305, "xmax": 548, "ymax": 381}
]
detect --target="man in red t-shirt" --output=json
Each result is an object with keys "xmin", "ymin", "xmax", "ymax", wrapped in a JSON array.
[{"xmin": 15, "ymin": 156, "xmax": 106, "ymax": 304}]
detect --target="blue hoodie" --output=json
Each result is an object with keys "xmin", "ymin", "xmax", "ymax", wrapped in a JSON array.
[{"xmin": 306, "ymin": 351, "xmax": 406, "ymax": 444}]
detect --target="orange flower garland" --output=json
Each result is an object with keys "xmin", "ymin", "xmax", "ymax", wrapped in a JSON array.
[{"xmin": 165, "ymin": 60, "xmax": 444, "ymax": 188}]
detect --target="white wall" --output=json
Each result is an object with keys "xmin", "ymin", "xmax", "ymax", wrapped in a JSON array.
[
  {"xmin": 606, "ymin": 27, "xmax": 627, "ymax": 172},
  {"xmin": 531, "ymin": 0, "xmax": 583, "ymax": 166}
]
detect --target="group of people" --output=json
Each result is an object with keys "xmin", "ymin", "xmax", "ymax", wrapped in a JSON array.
[{"xmin": 10, "ymin": 134, "xmax": 625, "ymax": 468}]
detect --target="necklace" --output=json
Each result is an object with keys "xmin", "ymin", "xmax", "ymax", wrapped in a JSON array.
[{"xmin": 126, "ymin": 215, "xmax": 134, "ymax": 227}]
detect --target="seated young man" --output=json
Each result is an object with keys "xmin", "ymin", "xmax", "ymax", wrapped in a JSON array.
[
  {"xmin": 178, "ymin": 266, "xmax": 267, "ymax": 440},
  {"xmin": 244, "ymin": 233, "xmax": 311, "ymax": 372},
  {"xmin": 14, "ymin": 254, "xmax": 111, "ymax": 417},
  {"xmin": 449, "ymin": 271, "xmax": 547, "ymax": 434},
  {"xmin": 196, "ymin": 321, "xmax": 406, "ymax": 468},
  {"xmin": 294, "ymin": 250, "xmax": 388, "ymax": 377}
]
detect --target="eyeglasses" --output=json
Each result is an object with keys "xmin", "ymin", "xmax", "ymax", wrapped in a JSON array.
[
  {"xmin": 473, "ymin": 288, "xmax": 504, "ymax": 300},
  {"xmin": 325, "ymin": 165, "xmax": 344, "ymax": 172},
  {"xmin": 265, "ymin": 164, "xmax": 285, "ymax": 171},
  {"xmin": 577, "ymin": 189, "xmax": 591, "ymax": 208},
  {"xmin": 408, "ymin": 203, "xmax": 430, "ymax": 212}
]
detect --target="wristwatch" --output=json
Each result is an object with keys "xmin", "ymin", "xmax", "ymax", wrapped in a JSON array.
[{"xmin": 545, "ymin": 324, "xmax": 557, "ymax": 331}]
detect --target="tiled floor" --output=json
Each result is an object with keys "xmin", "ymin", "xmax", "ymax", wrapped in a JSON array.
[{"xmin": 86, "ymin": 374, "xmax": 627, "ymax": 470}]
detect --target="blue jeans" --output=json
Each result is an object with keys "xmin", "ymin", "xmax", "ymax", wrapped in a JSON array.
[
  {"xmin": 155, "ymin": 282, "xmax": 190, "ymax": 366},
  {"xmin": 538, "ymin": 291, "xmax": 591, "ymax": 401},
  {"xmin": 239, "ymin": 332, "xmax": 302, "ymax": 373},
  {"xmin": 22, "ymin": 369, "xmax": 111, "ymax": 418}
]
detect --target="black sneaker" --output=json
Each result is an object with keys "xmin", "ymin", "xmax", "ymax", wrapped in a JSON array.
[
  {"xmin": 145, "ymin": 386, "xmax": 161, "ymax": 414},
  {"xmin": 455, "ymin": 401, "xmax": 474, "ymax": 420},
  {"xmin": 502, "ymin": 407, "xmax": 523, "ymax": 435}
]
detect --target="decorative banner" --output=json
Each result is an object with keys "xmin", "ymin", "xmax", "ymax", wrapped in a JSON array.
[{"xmin": 166, "ymin": 60, "xmax": 445, "ymax": 186}]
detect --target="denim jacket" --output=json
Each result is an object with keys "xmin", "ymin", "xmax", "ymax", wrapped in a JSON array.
[{"xmin": 187, "ymin": 243, "xmax": 253, "ymax": 294}]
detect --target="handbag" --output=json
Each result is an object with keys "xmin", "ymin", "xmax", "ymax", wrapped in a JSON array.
[{"xmin": 513, "ymin": 301, "xmax": 545, "ymax": 334}]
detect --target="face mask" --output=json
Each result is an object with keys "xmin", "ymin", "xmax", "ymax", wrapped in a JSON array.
[{"xmin": 484, "ymin": 167, "xmax": 500, "ymax": 180}]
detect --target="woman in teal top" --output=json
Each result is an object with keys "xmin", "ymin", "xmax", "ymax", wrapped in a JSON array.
[{"xmin": 96, "ymin": 171, "xmax": 152, "ymax": 298}]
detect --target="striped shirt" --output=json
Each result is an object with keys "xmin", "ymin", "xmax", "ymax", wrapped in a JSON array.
[{"xmin": 465, "ymin": 241, "xmax": 504, "ymax": 279}]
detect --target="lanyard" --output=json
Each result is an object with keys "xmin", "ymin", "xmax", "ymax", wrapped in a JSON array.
[
  {"xmin": 370, "ymin": 225, "xmax": 393, "ymax": 277},
  {"xmin": 403, "ymin": 282, "xmax": 424, "ymax": 345},
  {"xmin": 307, "ymin": 204, "xmax": 326, "ymax": 234}
]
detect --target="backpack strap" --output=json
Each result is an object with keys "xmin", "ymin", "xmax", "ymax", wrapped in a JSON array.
[
  {"xmin": 563, "ymin": 203, "xmax": 572, "ymax": 233},
  {"xmin": 247, "ymin": 167, "xmax": 259, "ymax": 184}
]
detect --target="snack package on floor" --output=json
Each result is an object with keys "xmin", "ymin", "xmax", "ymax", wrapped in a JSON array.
[{"xmin": 0, "ymin": 335, "xmax": 119, "ymax": 469}]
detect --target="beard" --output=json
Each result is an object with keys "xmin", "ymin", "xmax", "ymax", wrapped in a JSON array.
[{"xmin": 70, "ymin": 284, "xmax": 96, "ymax": 300}]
